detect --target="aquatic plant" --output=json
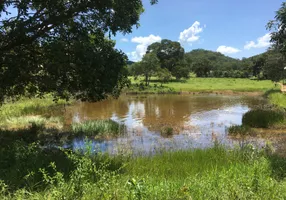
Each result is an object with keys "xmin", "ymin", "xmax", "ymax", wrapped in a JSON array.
[
  {"xmin": 228, "ymin": 125, "xmax": 253, "ymax": 136},
  {"xmin": 160, "ymin": 126, "xmax": 174, "ymax": 137},
  {"xmin": 71, "ymin": 119, "xmax": 125, "ymax": 138}
]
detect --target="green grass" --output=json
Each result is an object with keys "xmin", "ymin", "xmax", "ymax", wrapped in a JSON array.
[
  {"xmin": 72, "ymin": 120, "xmax": 126, "ymax": 138},
  {"xmin": 127, "ymin": 77, "xmax": 277, "ymax": 93},
  {"xmin": 0, "ymin": 96, "xmax": 69, "ymax": 120},
  {"xmin": 0, "ymin": 115, "xmax": 63, "ymax": 130},
  {"xmin": 1, "ymin": 142, "xmax": 286, "ymax": 199},
  {"xmin": 268, "ymin": 90, "xmax": 286, "ymax": 108}
]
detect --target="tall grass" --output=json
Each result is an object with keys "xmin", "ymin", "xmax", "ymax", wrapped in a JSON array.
[
  {"xmin": 72, "ymin": 119, "xmax": 125, "ymax": 138},
  {"xmin": 0, "ymin": 116, "xmax": 63, "ymax": 130},
  {"xmin": 0, "ymin": 142, "xmax": 286, "ymax": 199}
]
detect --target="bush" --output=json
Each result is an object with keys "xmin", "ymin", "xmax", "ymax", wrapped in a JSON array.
[{"xmin": 242, "ymin": 109, "xmax": 285, "ymax": 128}]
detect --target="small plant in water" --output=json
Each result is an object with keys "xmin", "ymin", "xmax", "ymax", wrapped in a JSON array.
[
  {"xmin": 160, "ymin": 126, "xmax": 174, "ymax": 137},
  {"xmin": 228, "ymin": 125, "xmax": 252, "ymax": 136},
  {"xmin": 72, "ymin": 119, "xmax": 125, "ymax": 138}
]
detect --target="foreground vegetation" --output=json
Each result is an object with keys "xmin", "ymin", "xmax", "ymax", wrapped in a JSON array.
[
  {"xmin": 0, "ymin": 141, "xmax": 286, "ymax": 199},
  {"xmin": 126, "ymin": 77, "xmax": 277, "ymax": 93}
]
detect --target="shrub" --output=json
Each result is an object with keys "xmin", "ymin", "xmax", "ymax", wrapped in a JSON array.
[{"xmin": 242, "ymin": 109, "xmax": 285, "ymax": 128}]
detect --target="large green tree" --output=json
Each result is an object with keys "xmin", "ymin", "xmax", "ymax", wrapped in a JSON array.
[
  {"xmin": 147, "ymin": 39, "xmax": 187, "ymax": 78},
  {"xmin": 0, "ymin": 0, "xmax": 157, "ymax": 102}
]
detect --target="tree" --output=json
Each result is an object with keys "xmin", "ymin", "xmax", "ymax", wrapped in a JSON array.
[
  {"xmin": 0, "ymin": 0, "xmax": 157, "ymax": 102},
  {"xmin": 171, "ymin": 59, "xmax": 190, "ymax": 80},
  {"xmin": 251, "ymin": 55, "xmax": 266, "ymax": 79},
  {"xmin": 192, "ymin": 59, "xmax": 211, "ymax": 77},
  {"xmin": 263, "ymin": 51, "xmax": 285, "ymax": 82},
  {"xmin": 157, "ymin": 68, "xmax": 172, "ymax": 86},
  {"xmin": 268, "ymin": 2, "xmax": 286, "ymax": 56},
  {"xmin": 132, "ymin": 53, "xmax": 160, "ymax": 86},
  {"xmin": 147, "ymin": 39, "xmax": 187, "ymax": 78}
]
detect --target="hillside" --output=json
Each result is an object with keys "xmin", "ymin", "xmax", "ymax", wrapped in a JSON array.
[{"xmin": 185, "ymin": 49, "xmax": 242, "ymax": 71}]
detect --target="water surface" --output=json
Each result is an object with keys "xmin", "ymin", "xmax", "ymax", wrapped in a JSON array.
[{"xmin": 64, "ymin": 94, "xmax": 268, "ymax": 154}]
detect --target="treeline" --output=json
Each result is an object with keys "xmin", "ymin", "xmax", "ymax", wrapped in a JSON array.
[{"xmin": 128, "ymin": 44, "xmax": 286, "ymax": 83}]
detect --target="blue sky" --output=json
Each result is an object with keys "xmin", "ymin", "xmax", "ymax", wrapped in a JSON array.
[{"xmin": 114, "ymin": 0, "xmax": 284, "ymax": 61}]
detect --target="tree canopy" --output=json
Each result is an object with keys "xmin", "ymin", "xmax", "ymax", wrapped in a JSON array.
[
  {"xmin": 268, "ymin": 2, "xmax": 286, "ymax": 56},
  {"xmin": 0, "ymin": 0, "xmax": 157, "ymax": 102},
  {"xmin": 147, "ymin": 39, "xmax": 187, "ymax": 78}
]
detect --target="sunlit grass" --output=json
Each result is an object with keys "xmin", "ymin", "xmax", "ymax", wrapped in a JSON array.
[
  {"xmin": 0, "ymin": 96, "xmax": 69, "ymax": 120},
  {"xmin": 268, "ymin": 91, "xmax": 286, "ymax": 108},
  {"xmin": 0, "ymin": 115, "xmax": 63, "ymax": 130},
  {"xmin": 127, "ymin": 77, "xmax": 277, "ymax": 93}
]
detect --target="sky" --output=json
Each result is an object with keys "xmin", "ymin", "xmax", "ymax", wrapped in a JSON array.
[{"xmin": 113, "ymin": 0, "xmax": 285, "ymax": 61}]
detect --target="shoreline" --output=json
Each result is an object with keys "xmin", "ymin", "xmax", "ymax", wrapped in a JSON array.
[{"xmin": 125, "ymin": 90, "xmax": 264, "ymax": 96}]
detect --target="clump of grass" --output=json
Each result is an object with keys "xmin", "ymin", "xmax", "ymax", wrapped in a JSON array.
[
  {"xmin": 160, "ymin": 126, "xmax": 174, "ymax": 137},
  {"xmin": 228, "ymin": 125, "xmax": 253, "ymax": 136},
  {"xmin": 72, "ymin": 119, "xmax": 125, "ymax": 138},
  {"xmin": 242, "ymin": 109, "xmax": 285, "ymax": 128}
]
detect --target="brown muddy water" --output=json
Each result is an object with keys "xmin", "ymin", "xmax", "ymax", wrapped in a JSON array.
[{"xmin": 63, "ymin": 94, "xmax": 283, "ymax": 154}]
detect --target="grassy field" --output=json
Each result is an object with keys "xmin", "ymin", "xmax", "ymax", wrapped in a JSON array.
[{"xmin": 126, "ymin": 77, "xmax": 278, "ymax": 93}]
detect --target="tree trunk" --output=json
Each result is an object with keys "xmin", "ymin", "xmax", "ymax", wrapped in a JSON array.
[{"xmin": 145, "ymin": 74, "xmax": 148, "ymax": 86}]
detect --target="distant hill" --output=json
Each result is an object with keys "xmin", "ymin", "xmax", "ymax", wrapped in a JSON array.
[
  {"xmin": 127, "ymin": 60, "xmax": 135, "ymax": 65},
  {"xmin": 185, "ymin": 49, "xmax": 242, "ymax": 71}
]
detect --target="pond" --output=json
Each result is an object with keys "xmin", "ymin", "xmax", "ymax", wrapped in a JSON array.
[{"xmin": 64, "ymin": 94, "xmax": 275, "ymax": 154}]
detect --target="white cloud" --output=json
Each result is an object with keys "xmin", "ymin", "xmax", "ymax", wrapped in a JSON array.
[
  {"xmin": 120, "ymin": 38, "xmax": 129, "ymax": 42},
  {"xmin": 216, "ymin": 46, "xmax": 241, "ymax": 54},
  {"xmin": 244, "ymin": 33, "xmax": 271, "ymax": 50},
  {"xmin": 179, "ymin": 21, "xmax": 204, "ymax": 45},
  {"xmin": 127, "ymin": 34, "xmax": 162, "ymax": 61}
]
